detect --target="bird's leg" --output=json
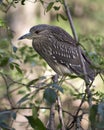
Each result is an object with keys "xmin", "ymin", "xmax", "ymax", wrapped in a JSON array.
[{"xmin": 52, "ymin": 74, "xmax": 59, "ymax": 83}]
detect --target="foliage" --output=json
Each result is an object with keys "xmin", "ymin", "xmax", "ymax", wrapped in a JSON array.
[
  {"xmin": 0, "ymin": 0, "xmax": 104, "ymax": 130},
  {"xmin": 79, "ymin": 35, "xmax": 104, "ymax": 75}
]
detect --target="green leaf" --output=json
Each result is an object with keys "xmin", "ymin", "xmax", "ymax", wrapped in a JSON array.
[
  {"xmin": 21, "ymin": 0, "xmax": 25, "ymax": 5},
  {"xmin": 53, "ymin": 6, "xmax": 60, "ymax": 11},
  {"xmin": 44, "ymin": 88, "xmax": 57, "ymax": 104},
  {"xmin": 59, "ymin": 14, "xmax": 67, "ymax": 21},
  {"xmin": 68, "ymin": 74, "xmax": 79, "ymax": 79},
  {"xmin": 9, "ymin": 63, "xmax": 14, "ymax": 70},
  {"xmin": 32, "ymin": 106, "xmax": 39, "ymax": 119},
  {"xmin": 96, "ymin": 121, "xmax": 104, "ymax": 128},
  {"xmin": 39, "ymin": 0, "xmax": 44, "ymax": 4},
  {"xmin": 56, "ymin": 14, "xmax": 60, "ymax": 21},
  {"xmin": 18, "ymin": 90, "xmax": 26, "ymax": 95},
  {"xmin": 13, "ymin": 46, "xmax": 18, "ymax": 53},
  {"xmin": 0, "ymin": 111, "xmax": 11, "ymax": 121},
  {"xmin": 46, "ymin": 2, "xmax": 54, "ymax": 12},
  {"xmin": 27, "ymin": 78, "xmax": 39, "ymax": 87},
  {"xmin": 0, "ymin": 19, "xmax": 6, "ymax": 27},
  {"xmin": 0, "ymin": 111, "xmax": 15, "ymax": 130},
  {"xmin": 98, "ymin": 102, "xmax": 104, "ymax": 119},
  {"xmin": 51, "ymin": 83, "xmax": 63, "ymax": 93},
  {"xmin": 13, "ymin": 62, "xmax": 20, "ymax": 67},
  {"xmin": 56, "ymin": 0, "xmax": 64, "ymax": 3},
  {"xmin": 15, "ymin": 65, "xmax": 22, "ymax": 74},
  {"xmin": 0, "ymin": 49, "xmax": 5, "ymax": 54},
  {"xmin": 17, "ymin": 94, "xmax": 30, "ymax": 104},
  {"xmin": 89, "ymin": 105, "xmax": 98, "ymax": 125},
  {"xmin": 56, "ymin": 14, "xmax": 67, "ymax": 21},
  {"xmin": 0, "ymin": 56, "xmax": 9, "ymax": 67},
  {"xmin": 0, "ymin": 122, "xmax": 13, "ymax": 130},
  {"xmin": 11, "ymin": 112, "xmax": 17, "ymax": 120},
  {"xmin": 26, "ymin": 116, "xmax": 46, "ymax": 130}
]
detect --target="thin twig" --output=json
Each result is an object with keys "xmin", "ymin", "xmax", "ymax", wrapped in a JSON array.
[
  {"xmin": 57, "ymin": 96, "xmax": 66, "ymax": 130},
  {"xmin": 57, "ymin": 76, "xmax": 66, "ymax": 130},
  {"xmin": 1, "ymin": 73, "xmax": 14, "ymax": 107},
  {"xmin": 99, "ymin": 73, "xmax": 104, "ymax": 83},
  {"xmin": 0, "ymin": 106, "xmax": 73, "ymax": 117},
  {"xmin": 47, "ymin": 103, "xmax": 56, "ymax": 130},
  {"xmin": 63, "ymin": 0, "xmax": 78, "ymax": 41},
  {"xmin": 67, "ymin": 93, "xmax": 86, "ymax": 129}
]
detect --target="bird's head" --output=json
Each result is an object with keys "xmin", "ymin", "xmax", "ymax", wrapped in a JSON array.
[
  {"xmin": 18, "ymin": 24, "xmax": 50, "ymax": 40},
  {"xmin": 18, "ymin": 24, "xmax": 77, "ymax": 45}
]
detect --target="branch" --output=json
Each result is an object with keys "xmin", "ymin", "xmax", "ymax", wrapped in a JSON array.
[
  {"xmin": 63, "ymin": 0, "xmax": 89, "ymax": 82},
  {"xmin": 46, "ymin": 103, "xmax": 56, "ymax": 130},
  {"xmin": 63, "ymin": 0, "xmax": 78, "ymax": 41},
  {"xmin": 63, "ymin": 0, "xmax": 92, "ymax": 107},
  {"xmin": 46, "ymin": 75, "xmax": 58, "ymax": 130},
  {"xmin": 57, "ymin": 96, "xmax": 66, "ymax": 130},
  {"xmin": 1, "ymin": 73, "xmax": 14, "ymax": 107},
  {"xmin": 0, "ymin": 106, "xmax": 73, "ymax": 117}
]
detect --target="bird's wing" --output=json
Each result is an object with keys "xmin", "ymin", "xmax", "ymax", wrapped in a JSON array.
[
  {"xmin": 51, "ymin": 40, "xmax": 83, "ymax": 75},
  {"xmin": 32, "ymin": 38, "xmax": 74, "ymax": 75},
  {"xmin": 32, "ymin": 35, "xmax": 95, "ymax": 81},
  {"xmin": 49, "ymin": 38, "xmax": 95, "ymax": 81}
]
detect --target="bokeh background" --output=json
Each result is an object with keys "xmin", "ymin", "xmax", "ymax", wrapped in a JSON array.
[{"xmin": 0, "ymin": 0, "xmax": 104, "ymax": 129}]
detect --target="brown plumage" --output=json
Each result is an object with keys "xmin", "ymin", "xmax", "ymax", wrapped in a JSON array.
[{"xmin": 19, "ymin": 24, "xmax": 96, "ymax": 82}]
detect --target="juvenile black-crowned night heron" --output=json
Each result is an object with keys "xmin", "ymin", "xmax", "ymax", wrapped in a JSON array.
[{"xmin": 19, "ymin": 24, "xmax": 96, "ymax": 82}]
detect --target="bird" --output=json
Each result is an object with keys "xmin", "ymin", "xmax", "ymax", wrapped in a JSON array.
[{"xmin": 19, "ymin": 24, "xmax": 96, "ymax": 83}]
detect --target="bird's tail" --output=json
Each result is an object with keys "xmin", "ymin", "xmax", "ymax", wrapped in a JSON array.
[{"xmin": 82, "ymin": 53, "xmax": 96, "ymax": 83}]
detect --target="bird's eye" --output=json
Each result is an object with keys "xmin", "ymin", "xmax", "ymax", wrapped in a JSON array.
[{"xmin": 35, "ymin": 30, "xmax": 40, "ymax": 34}]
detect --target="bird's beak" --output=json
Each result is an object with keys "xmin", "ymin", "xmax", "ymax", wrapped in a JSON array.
[{"xmin": 18, "ymin": 33, "xmax": 32, "ymax": 40}]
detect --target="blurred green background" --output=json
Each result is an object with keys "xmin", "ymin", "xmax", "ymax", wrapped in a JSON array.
[{"xmin": 0, "ymin": 0, "xmax": 104, "ymax": 129}]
